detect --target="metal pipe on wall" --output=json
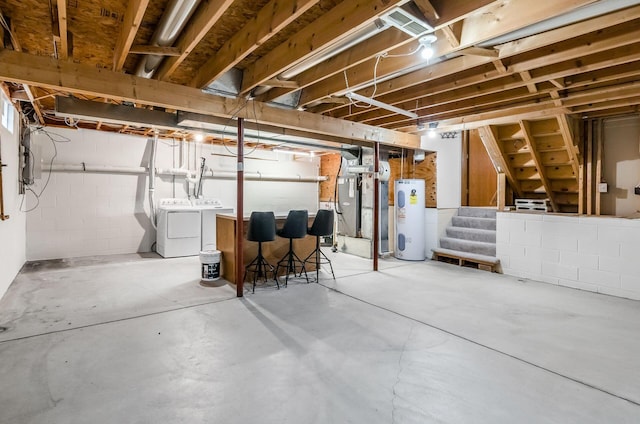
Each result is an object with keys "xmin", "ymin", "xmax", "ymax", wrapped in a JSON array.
[
  {"xmin": 47, "ymin": 164, "xmax": 327, "ymax": 183},
  {"xmin": 236, "ymin": 118, "xmax": 245, "ymax": 297}
]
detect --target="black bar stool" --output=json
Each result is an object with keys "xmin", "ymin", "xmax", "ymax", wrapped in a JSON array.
[
  {"xmin": 276, "ymin": 210, "xmax": 309, "ymax": 285},
  {"xmin": 244, "ymin": 211, "xmax": 277, "ymax": 293},
  {"xmin": 303, "ymin": 209, "xmax": 335, "ymax": 282}
]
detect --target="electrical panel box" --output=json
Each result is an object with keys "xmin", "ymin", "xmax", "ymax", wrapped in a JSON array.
[{"xmin": 598, "ymin": 182, "xmax": 608, "ymax": 193}]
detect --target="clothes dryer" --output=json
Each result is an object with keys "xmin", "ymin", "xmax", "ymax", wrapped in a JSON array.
[{"xmin": 156, "ymin": 198, "xmax": 201, "ymax": 258}]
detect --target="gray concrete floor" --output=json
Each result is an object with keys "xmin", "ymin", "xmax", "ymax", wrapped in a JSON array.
[{"xmin": 1, "ymin": 251, "xmax": 639, "ymax": 423}]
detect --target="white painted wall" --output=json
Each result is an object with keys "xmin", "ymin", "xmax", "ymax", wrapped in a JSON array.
[
  {"xmin": 421, "ymin": 132, "xmax": 462, "ymax": 209},
  {"xmin": 26, "ymin": 127, "xmax": 319, "ymax": 260},
  {"xmin": 601, "ymin": 115, "xmax": 640, "ymax": 217},
  {"xmin": 420, "ymin": 132, "xmax": 462, "ymax": 259},
  {"xmin": 497, "ymin": 212, "xmax": 640, "ymax": 300},
  {"xmin": 0, "ymin": 96, "xmax": 26, "ymax": 300}
]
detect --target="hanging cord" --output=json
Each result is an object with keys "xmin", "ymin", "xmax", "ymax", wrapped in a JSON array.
[
  {"xmin": 19, "ymin": 126, "xmax": 70, "ymax": 213},
  {"xmin": 343, "ymin": 42, "xmax": 425, "ymax": 109}
]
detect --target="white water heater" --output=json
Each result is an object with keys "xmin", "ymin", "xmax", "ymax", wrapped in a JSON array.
[{"xmin": 395, "ymin": 179, "xmax": 425, "ymax": 260}]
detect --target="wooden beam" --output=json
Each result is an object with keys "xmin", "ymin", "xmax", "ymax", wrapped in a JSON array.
[
  {"xmin": 550, "ymin": 79, "xmax": 565, "ymax": 89},
  {"xmin": 0, "ymin": 49, "xmax": 419, "ymax": 148},
  {"xmin": 129, "ymin": 45, "xmax": 181, "ymax": 56},
  {"xmin": 325, "ymin": 4, "xmax": 640, "ymax": 118},
  {"xmin": 595, "ymin": 118, "xmax": 603, "ymax": 216},
  {"xmin": 497, "ymin": 172, "xmax": 506, "ymax": 211},
  {"xmin": 441, "ymin": 24, "xmax": 462, "ymax": 48},
  {"xmin": 519, "ymin": 71, "xmax": 537, "ymax": 94},
  {"xmin": 428, "ymin": 0, "xmax": 496, "ymax": 28},
  {"xmin": 56, "ymin": 0, "xmax": 68, "ymax": 60},
  {"xmin": 519, "ymin": 120, "xmax": 558, "ymax": 211},
  {"xmin": 477, "ymin": 125, "xmax": 523, "ymax": 197},
  {"xmin": 240, "ymin": 0, "xmax": 406, "ymax": 94},
  {"xmin": 304, "ymin": 0, "xmax": 601, "ymax": 109},
  {"xmin": 412, "ymin": 0, "xmax": 440, "ymax": 24},
  {"xmin": 112, "ymin": 0, "xmax": 149, "ymax": 71},
  {"xmin": 459, "ymin": 46, "xmax": 498, "ymax": 58},
  {"xmin": 263, "ymin": 79, "xmax": 300, "ymax": 89},
  {"xmin": 155, "ymin": 0, "xmax": 235, "ymax": 81},
  {"xmin": 258, "ymin": 28, "xmax": 412, "ymax": 103},
  {"xmin": 556, "ymin": 114, "xmax": 580, "ymax": 181},
  {"xmin": 550, "ymin": 90, "xmax": 563, "ymax": 107},
  {"xmin": 338, "ymin": 43, "xmax": 640, "ymax": 124},
  {"xmin": 299, "ymin": 37, "xmax": 447, "ymax": 106},
  {"xmin": 191, "ymin": 0, "xmax": 317, "ymax": 89},
  {"xmin": 23, "ymin": 85, "xmax": 44, "ymax": 125},
  {"xmin": 0, "ymin": 82, "xmax": 11, "ymax": 102}
]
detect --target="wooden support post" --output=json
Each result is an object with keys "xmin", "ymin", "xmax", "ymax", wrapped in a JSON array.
[
  {"xmin": 586, "ymin": 120, "xmax": 593, "ymax": 216},
  {"xmin": 577, "ymin": 120, "xmax": 585, "ymax": 215},
  {"xmin": 595, "ymin": 118, "xmax": 603, "ymax": 216},
  {"xmin": 461, "ymin": 130, "xmax": 469, "ymax": 206},
  {"xmin": 373, "ymin": 142, "xmax": 379, "ymax": 271},
  {"xmin": 497, "ymin": 172, "xmax": 506, "ymax": 211},
  {"xmin": 236, "ymin": 118, "xmax": 244, "ymax": 297}
]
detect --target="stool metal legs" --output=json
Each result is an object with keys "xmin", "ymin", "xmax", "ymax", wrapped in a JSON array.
[
  {"xmin": 243, "ymin": 242, "xmax": 277, "ymax": 293},
  {"xmin": 276, "ymin": 238, "xmax": 308, "ymax": 286},
  {"xmin": 303, "ymin": 236, "xmax": 335, "ymax": 282}
]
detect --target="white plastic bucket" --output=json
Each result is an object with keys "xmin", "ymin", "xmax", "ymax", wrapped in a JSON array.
[{"xmin": 200, "ymin": 250, "xmax": 221, "ymax": 281}]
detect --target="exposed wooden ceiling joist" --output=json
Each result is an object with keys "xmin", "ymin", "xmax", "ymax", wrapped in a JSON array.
[
  {"xmin": 112, "ymin": 0, "xmax": 149, "ymax": 71},
  {"xmin": 0, "ymin": 49, "xmax": 419, "ymax": 148},
  {"xmin": 191, "ymin": 0, "xmax": 318, "ymax": 89},
  {"xmin": 298, "ymin": 0, "xmax": 600, "ymax": 107},
  {"xmin": 255, "ymin": 28, "xmax": 412, "ymax": 104},
  {"xmin": 155, "ymin": 0, "xmax": 236, "ymax": 81},
  {"xmin": 329, "ymin": 9, "xmax": 640, "ymax": 126},
  {"xmin": 239, "ymin": 0, "xmax": 406, "ymax": 95},
  {"xmin": 55, "ymin": 0, "xmax": 68, "ymax": 60}
]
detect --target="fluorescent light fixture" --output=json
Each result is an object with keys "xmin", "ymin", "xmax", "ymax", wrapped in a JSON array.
[
  {"xmin": 273, "ymin": 148, "xmax": 313, "ymax": 157},
  {"xmin": 346, "ymin": 92, "xmax": 418, "ymax": 119}
]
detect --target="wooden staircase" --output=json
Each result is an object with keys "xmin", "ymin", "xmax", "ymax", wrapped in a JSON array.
[{"xmin": 478, "ymin": 115, "xmax": 581, "ymax": 213}]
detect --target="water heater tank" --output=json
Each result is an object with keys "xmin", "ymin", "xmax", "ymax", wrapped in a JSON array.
[{"xmin": 394, "ymin": 179, "xmax": 425, "ymax": 260}]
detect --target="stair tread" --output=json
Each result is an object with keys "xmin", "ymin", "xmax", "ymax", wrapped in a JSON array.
[
  {"xmin": 440, "ymin": 237, "xmax": 495, "ymax": 247},
  {"xmin": 447, "ymin": 227, "xmax": 496, "ymax": 234},
  {"xmin": 432, "ymin": 247, "xmax": 500, "ymax": 264}
]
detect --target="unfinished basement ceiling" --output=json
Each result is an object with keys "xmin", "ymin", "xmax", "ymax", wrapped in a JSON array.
[{"xmin": 1, "ymin": 0, "xmax": 640, "ymax": 146}]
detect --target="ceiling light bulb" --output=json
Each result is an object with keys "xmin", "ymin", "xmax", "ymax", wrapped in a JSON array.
[
  {"xmin": 194, "ymin": 133, "xmax": 204, "ymax": 142},
  {"xmin": 428, "ymin": 128, "xmax": 437, "ymax": 139},
  {"xmin": 421, "ymin": 45, "xmax": 434, "ymax": 60},
  {"xmin": 419, "ymin": 34, "xmax": 438, "ymax": 61}
]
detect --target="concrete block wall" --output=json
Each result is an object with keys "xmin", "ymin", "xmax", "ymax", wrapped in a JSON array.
[
  {"xmin": 497, "ymin": 212, "xmax": 640, "ymax": 300},
  {"xmin": 0, "ymin": 95, "xmax": 26, "ymax": 300},
  {"xmin": 26, "ymin": 127, "xmax": 320, "ymax": 261}
]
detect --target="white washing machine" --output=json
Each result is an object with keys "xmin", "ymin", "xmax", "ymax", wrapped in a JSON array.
[
  {"xmin": 191, "ymin": 198, "xmax": 234, "ymax": 251},
  {"xmin": 156, "ymin": 198, "xmax": 201, "ymax": 258}
]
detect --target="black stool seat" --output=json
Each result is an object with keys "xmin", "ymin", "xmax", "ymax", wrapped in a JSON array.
[
  {"xmin": 276, "ymin": 210, "xmax": 309, "ymax": 285},
  {"xmin": 244, "ymin": 211, "xmax": 277, "ymax": 293},
  {"xmin": 303, "ymin": 209, "xmax": 335, "ymax": 281}
]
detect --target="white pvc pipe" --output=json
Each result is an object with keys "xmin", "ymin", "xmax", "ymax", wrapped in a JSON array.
[
  {"xmin": 48, "ymin": 163, "xmax": 327, "ymax": 183},
  {"xmin": 149, "ymin": 134, "xmax": 158, "ymax": 229}
]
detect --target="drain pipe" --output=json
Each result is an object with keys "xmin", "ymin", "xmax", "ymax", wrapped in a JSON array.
[
  {"xmin": 135, "ymin": 0, "xmax": 201, "ymax": 78},
  {"xmin": 148, "ymin": 132, "xmax": 159, "ymax": 229}
]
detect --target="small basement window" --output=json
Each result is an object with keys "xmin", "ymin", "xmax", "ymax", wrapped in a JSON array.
[{"xmin": 1, "ymin": 96, "xmax": 15, "ymax": 134}]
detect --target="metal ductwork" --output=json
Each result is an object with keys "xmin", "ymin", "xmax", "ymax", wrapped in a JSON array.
[
  {"xmin": 250, "ymin": 18, "xmax": 389, "ymax": 98},
  {"xmin": 135, "ymin": 0, "xmax": 201, "ymax": 78}
]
